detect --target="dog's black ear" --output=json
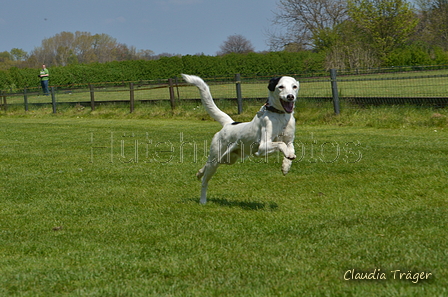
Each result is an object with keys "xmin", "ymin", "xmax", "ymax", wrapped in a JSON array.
[{"xmin": 268, "ymin": 77, "xmax": 282, "ymax": 91}]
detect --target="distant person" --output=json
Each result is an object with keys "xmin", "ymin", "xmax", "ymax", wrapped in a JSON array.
[{"xmin": 39, "ymin": 64, "xmax": 49, "ymax": 96}]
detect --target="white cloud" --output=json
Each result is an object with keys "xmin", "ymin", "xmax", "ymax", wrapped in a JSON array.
[
  {"xmin": 156, "ymin": 0, "xmax": 202, "ymax": 8},
  {"xmin": 166, "ymin": 0, "xmax": 202, "ymax": 4},
  {"xmin": 104, "ymin": 16, "xmax": 126, "ymax": 25},
  {"xmin": 116, "ymin": 16, "xmax": 126, "ymax": 23}
]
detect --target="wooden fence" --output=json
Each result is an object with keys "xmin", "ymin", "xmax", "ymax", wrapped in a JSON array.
[{"xmin": 1, "ymin": 68, "xmax": 448, "ymax": 113}]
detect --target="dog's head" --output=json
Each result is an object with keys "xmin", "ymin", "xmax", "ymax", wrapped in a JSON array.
[{"xmin": 267, "ymin": 76, "xmax": 299, "ymax": 113}]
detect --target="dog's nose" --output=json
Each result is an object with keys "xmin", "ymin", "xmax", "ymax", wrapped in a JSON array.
[{"xmin": 287, "ymin": 94, "xmax": 295, "ymax": 101}]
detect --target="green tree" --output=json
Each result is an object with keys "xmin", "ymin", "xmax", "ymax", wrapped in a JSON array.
[
  {"xmin": 0, "ymin": 51, "xmax": 14, "ymax": 71},
  {"xmin": 0, "ymin": 51, "xmax": 12, "ymax": 63},
  {"xmin": 10, "ymin": 48, "xmax": 28, "ymax": 61},
  {"xmin": 347, "ymin": 0, "xmax": 419, "ymax": 58}
]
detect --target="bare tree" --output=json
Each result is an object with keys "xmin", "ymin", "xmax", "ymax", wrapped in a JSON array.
[
  {"xmin": 416, "ymin": 0, "xmax": 448, "ymax": 50},
  {"xmin": 217, "ymin": 34, "xmax": 255, "ymax": 55},
  {"xmin": 27, "ymin": 31, "xmax": 155, "ymax": 67},
  {"xmin": 269, "ymin": 0, "xmax": 348, "ymax": 51},
  {"xmin": 136, "ymin": 49, "xmax": 155, "ymax": 60}
]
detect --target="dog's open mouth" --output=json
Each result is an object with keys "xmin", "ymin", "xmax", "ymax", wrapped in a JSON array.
[{"xmin": 281, "ymin": 100, "xmax": 294, "ymax": 113}]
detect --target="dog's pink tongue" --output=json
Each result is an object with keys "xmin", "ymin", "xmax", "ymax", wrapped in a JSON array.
[{"xmin": 281, "ymin": 101, "xmax": 294, "ymax": 113}]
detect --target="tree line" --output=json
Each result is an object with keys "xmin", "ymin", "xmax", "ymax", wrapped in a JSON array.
[
  {"xmin": 0, "ymin": 31, "xmax": 158, "ymax": 70},
  {"xmin": 269, "ymin": 0, "xmax": 448, "ymax": 69}
]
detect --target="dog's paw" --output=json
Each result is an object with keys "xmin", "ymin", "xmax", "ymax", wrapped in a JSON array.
[
  {"xmin": 282, "ymin": 158, "xmax": 293, "ymax": 175},
  {"xmin": 282, "ymin": 166, "xmax": 291, "ymax": 175},
  {"xmin": 286, "ymin": 154, "xmax": 296, "ymax": 160}
]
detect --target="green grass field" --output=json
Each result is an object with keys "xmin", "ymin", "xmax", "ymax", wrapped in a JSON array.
[{"xmin": 0, "ymin": 104, "xmax": 447, "ymax": 296}]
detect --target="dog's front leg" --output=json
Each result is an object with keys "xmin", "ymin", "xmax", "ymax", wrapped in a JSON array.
[
  {"xmin": 281, "ymin": 142, "xmax": 295, "ymax": 175},
  {"xmin": 255, "ymin": 122, "xmax": 275, "ymax": 157},
  {"xmin": 255, "ymin": 123, "xmax": 294, "ymax": 159},
  {"xmin": 256, "ymin": 140, "xmax": 289, "ymax": 157}
]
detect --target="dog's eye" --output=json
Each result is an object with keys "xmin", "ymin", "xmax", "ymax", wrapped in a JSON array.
[
  {"xmin": 293, "ymin": 85, "xmax": 298, "ymax": 89},
  {"xmin": 278, "ymin": 85, "xmax": 284, "ymax": 89}
]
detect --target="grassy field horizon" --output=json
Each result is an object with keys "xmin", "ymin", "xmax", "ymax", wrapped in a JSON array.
[{"xmin": 0, "ymin": 105, "xmax": 447, "ymax": 296}]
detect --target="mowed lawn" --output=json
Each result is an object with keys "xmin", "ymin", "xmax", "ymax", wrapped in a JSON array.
[{"xmin": 0, "ymin": 115, "xmax": 447, "ymax": 296}]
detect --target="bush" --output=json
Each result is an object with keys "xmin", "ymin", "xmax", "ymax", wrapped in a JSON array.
[
  {"xmin": 384, "ymin": 43, "xmax": 444, "ymax": 66},
  {"xmin": 0, "ymin": 51, "xmax": 329, "ymax": 90}
]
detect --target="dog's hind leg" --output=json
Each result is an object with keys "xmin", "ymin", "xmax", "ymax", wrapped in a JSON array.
[
  {"xmin": 198, "ymin": 161, "xmax": 219, "ymax": 204},
  {"xmin": 196, "ymin": 166, "xmax": 205, "ymax": 180}
]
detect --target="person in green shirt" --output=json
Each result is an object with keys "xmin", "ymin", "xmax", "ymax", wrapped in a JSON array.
[{"xmin": 39, "ymin": 64, "xmax": 49, "ymax": 96}]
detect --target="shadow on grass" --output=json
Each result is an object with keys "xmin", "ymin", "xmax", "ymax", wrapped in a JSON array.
[{"xmin": 208, "ymin": 198, "xmax": 278, "ymax": 211}]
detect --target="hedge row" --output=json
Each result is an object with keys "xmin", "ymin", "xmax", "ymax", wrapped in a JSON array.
[
  {"xmin": 2, "ymin": 47, "xmax": 448, "ymax": 92},
  {"xmin": 0, "ymin": 51, "xmax": 326, "ymax": 91}
]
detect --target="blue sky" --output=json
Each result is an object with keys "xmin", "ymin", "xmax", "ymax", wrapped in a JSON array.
[{"xmin": 0, "ymin": 0, "xmax": 282, "ymax": 56}]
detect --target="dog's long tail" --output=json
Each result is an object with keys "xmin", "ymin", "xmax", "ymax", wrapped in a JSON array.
[{"xmin": 182, "ymin": 74, "xmax": 234, "ymax": 126}]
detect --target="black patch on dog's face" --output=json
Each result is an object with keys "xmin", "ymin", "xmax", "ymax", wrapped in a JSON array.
[
  {"xmin": 268, "ymin": 77, "xmax": 282, "ymax": 91},
  {"xmin": 231, "ymin": 122, "xmax": 242, "ymax": 125}
]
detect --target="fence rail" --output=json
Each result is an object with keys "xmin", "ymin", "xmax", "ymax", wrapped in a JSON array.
[{"xmin": 1, "ymin": 68, "xmax": 447, "ymax": 113}]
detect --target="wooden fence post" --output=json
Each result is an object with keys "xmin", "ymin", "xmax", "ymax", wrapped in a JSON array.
[
  {"xmin": 175, "ymin": 77, "xmax": 180, "ymax": 105},
  {"xmin": 89, "ymin": 84, "xmax": 95, "ymax": 111},
  {"xmin": 168, "ymin": 78, "xmax": 175, "ymax": 110},
  {"xmin": 330, "ymin": 69, "xmax": 340, "ymax": 115},
  {"xmin": 24, "ymin": 88, "xmax": 28, "ymax": 111},
  {"xmin": 51, "ymin": 87, "xmax": 57, "ymax": 113},
  {"xmin": 1, "ymin": 92, "xmax": 6, "ymax": 111},
  {"xmin": 129, "ymin": 82, "xmax": 135, "ymax": 113},
  {"xmin": 235, "ymin": 73, "xmax": 243, "ymax": 114}
]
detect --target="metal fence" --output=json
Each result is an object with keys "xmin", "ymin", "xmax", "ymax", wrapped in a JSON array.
[{"xmin": 1, "ymin": 66, "xmax": 447, "ymax": 113}]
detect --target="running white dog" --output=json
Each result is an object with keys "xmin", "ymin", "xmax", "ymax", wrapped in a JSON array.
[{"xmin": 182, "ymin": 74, "xmax": 299, "ymax": 204}]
